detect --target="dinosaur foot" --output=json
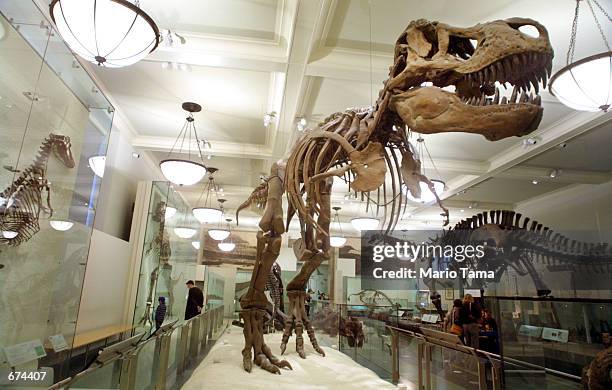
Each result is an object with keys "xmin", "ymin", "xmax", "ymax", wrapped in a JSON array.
[
  {"xmin": 280, "ymin": 290, "xmax": 325, "ymax": 358},
  {"xmin": 242, "ymin": 308, "xmax": 292, "ymax": 374}
]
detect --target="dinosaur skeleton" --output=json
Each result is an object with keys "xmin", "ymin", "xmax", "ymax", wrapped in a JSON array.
[
  {"xmin": 138, "ymin": 201, "xmax": 175, "ymax": 328},
  {"xmin": 238, "ymin": 18, "xmax": 554, "ymax": 374},
  {"xmin": 424, "ymin": 210, "xmax": 612, "ymax": 295},
  {"xmin": 0, "ymin": 134, "xmax": 75, "ymax": 247}
]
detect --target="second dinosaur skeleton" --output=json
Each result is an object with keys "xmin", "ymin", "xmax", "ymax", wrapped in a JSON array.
[{"xmin": 237, "ymin": 17, "xmax": 554, "ymax": 374}]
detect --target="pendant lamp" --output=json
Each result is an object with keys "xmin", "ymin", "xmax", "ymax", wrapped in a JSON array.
[
  {"xmin": 329, "ymin": 206, "xmax": 347, "ymax": 247},
  {"xmin": 50, "ymin": 0, "xmax": 160, "ymax": 68},
  {"xmin": 208, "ymin": 199, "xmax": 230, "ymax": 240},
  {"xmin": 217, "ymin": 218, "xmax": 235, "ymax": 252},
  {"xmin": 192, "ymin": 168, "xmax": 223, "ymax": 224},
  {"xmin": 160, "ymin": 102, "xmax": 210, "ymax": 186},
  {"xmin": 549, "ymin": 0, "xmax": 611, "ymax": 112},
  {"xmin": 404, "ymin": 136, "xmax": 445, "ymax": 203}
]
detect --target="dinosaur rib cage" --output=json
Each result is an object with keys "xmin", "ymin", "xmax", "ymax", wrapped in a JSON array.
[
  {"xmin": 0, "ymin": 175, "xmax": 47, "ymax": 246},
  {"xmin": 446, "ymin": 209, "xmax": 612, "ymax": 272},
  {"xmin": 285, "ymin": 108, "xmax": 409, "ymax": 237}
]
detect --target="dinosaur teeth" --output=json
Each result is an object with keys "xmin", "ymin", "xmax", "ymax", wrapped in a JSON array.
[
  {"xmin": 501, "ymin": 96, "xmax": 508, "ymax": 104},
  {"xmin": 510, "ymin": 86, "xmax": 518, "ymax": 103}
]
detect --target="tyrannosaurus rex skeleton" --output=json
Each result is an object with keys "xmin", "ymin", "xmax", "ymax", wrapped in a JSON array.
[{"xmin": 238, "ymin": 18, "xmax": 554, "ymax": 374}]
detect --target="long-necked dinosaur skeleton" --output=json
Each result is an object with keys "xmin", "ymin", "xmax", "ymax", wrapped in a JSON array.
[
  {"xmin": 237, "ymin": 18, "xmax": 554, "ymax": 374},
  {"xmin": 424, "ymin": 210, "xmax": 612, "ymax": 295},
  {"xmin": 0, "ymin": 134, "xmax": 75, "ymax": 247}
]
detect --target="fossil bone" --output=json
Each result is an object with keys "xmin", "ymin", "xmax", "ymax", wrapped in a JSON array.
[
  {"xmin": 237, "ymin": 17, "xmax": 554, "ymax": 374},
  {"xmin": 0, "ymin": 134, "xmax": 75, "ymax": 247}
]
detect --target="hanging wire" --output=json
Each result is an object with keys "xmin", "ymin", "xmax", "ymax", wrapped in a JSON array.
[
  {"xmin": 368, "ymin": 0, "xmax": 374, "ymax": 105},
  {"xmin": 566, "ymin": 0, "xmax": 581, "ymax": 65},
  {"xmin": 585, "ymin": 0, "xmax": 611, "ymax": 51}
]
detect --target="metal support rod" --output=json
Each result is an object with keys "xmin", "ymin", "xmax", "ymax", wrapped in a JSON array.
[{"xmin": 390, "ymin": 329, "xmax": 399, "ymax": 385}]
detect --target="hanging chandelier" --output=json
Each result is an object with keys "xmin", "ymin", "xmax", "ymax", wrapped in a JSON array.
[
  {"xmin": 164, "ymin": 206, "xmax": 177, "ymax": 219},
  {"xmin": 173, "ymin": 208, "xmax": 197, "ymax": 238},
  {"xmin": 192, "ymin": 168, "xmax": 223, "ymax": 223},
  {"xmin": 50, "ymin": 220, "xmax": 74, "ymax": 231},
  {"xmin": 549, "ymin": 0, "xmax": 611, "ymax": 112},
  {"xmin": 403, "ymin": 135, "xmax": 445, "ymax": 204},
  {"xmin": 49, "ymin": 0, "xmax": 160, "ymax": 68},
  {"xmin": 351, "ymin": 217, "xmax": 379, "ymax": 231},
  {"xmin": 217, "ymin": 218, "xmax": 235, "ymax": 252},
  {"xmin": 191, "ymin": 241, "xmax": 200, "ymax": 250},
  {"xmin": 330, "ymin": 206, "xmax": 347, "ymax": 247},
  {"xmin": 208, "ymin": 199, "xmax": 230, "ymax": 240},
  {"xmin": 160, "ymin": 102, "xmax": 210, "ymax": 186}
]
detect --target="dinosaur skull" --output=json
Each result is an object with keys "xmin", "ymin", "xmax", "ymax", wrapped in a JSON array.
[
  {"xmin": 389, "ymin": 18, "xmax": 553, "ymax": 141},
  {"xmin": 50, "ymin": 134, "xmax": 76, "ymax": 168}
]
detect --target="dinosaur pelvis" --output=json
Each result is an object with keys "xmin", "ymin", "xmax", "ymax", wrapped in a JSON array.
[{"xmin": 349, "ymin": 142, "xmax": 387, "ymax": 192}]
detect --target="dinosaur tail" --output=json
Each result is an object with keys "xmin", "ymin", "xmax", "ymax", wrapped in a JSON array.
[{"xmin": 236, "ymin": 180, "xmax": 269, "ymax": 226}]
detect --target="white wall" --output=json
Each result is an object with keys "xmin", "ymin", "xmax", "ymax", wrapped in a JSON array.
[{"xmin": 75, "ymin": 229, "xmax": 131, "ymax": 333}]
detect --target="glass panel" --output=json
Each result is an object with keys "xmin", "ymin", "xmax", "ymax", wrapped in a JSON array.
[
  {"xmin": 166, "ymin": 329, "xmax": 181, "ymax": 387},
  {"xmin": 397, "ymin": 335, "xmax": 419, "ymax": 390},
  {"xmin": 65, "ymin": 360, "xmax": 121, "ymax": 389},
  {"xmin": 133, "ymin": 339, "xmax": 156, "ymax": 390},
  {"xmin": 0, "ymin": 2, "xmax": 113, "ymax": 385},
  {"xmin": 429, "ymin": 344, "xmax": 479, "ymax": 389}
]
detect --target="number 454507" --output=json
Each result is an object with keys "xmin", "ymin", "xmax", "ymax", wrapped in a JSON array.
[{"xmin": 8, "ymin": 371, "xmax": 47, "ymax": 381}]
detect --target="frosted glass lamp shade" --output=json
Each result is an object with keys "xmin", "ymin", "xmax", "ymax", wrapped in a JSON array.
[
  {"xmin": 89, "ymin": 155, "xmax": 106, "ymax": 178},
  {"xmin": 329, "ymin": 236, "xmax": 347, "ymax": 247},
  {"xmin": 164, "ymin": 206, "xmax": 177, "ymax": 220},
  {"xmin": 50, "ymin": 220, "xmax": 74, "ymax": 231},
  {"xmin": 549, "ymin": 52, "xmax": 612, "ymax": 112},
  {"xmin": 173, "ymin": 227, "xmax": 197, "ymax": 239},
  {"xmin": 191, "ymin": 241, "xmax": 200, "ymax": 250},
  {"xmin": 192, "ymin": 207, "xmax": 222, "ymax": 224},
  {"xmin": 404, "ymin": 180, "xmax": 445, "ymax": 203},
  {"xmin": 49, "ymin": 0, "xmax": 160, "ymax": 68},
  {"xmin": 218, "ymin": 242, "xmax": 235, "ymax": 252},
  {"xmin": 2, "ymin": 231, "xmax": 18, "ymax": 239},
  {"xmin": 160, "ymin": 159, "xmax": 207, "ymax": 186},
  {"xmin": 351, "ymin": 217, "xmax": 379, "ymax": 231},
  {"xmin": 208, "ymin": 229, "xmax": 230, "ymax": 241}
]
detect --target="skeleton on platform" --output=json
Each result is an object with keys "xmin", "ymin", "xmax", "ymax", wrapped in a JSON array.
[{"xmin": 237, "ymin": 17, "xmax": 554, "ymax": 374}]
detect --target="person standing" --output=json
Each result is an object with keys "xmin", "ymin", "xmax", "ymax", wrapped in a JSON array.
[
  {"xmin": 461, "ymin": 294, "xmax": 481, "ymax": 349},
  {"xmin": 185, "ymin": 280, "xmax": 204, "ymax": 320},
  {"xmin": 155, "ymin": 296, "xmax": 167, "ymax": 330}
]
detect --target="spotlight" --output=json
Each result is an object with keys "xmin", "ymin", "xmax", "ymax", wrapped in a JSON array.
[
  {"xmin": 549, "ymin": 169, "xmax": 561, "ymax": 178},
  {"xmin": 263, "ymin": 112, "xmax": 277, "ymax": 127},
  {"xmin": 532, "ymin": 179, "xmax": 539, "ymax": 185},
  {"xmin": 522, "ymin": 137, "xmax": 538, "ymax": 147}
]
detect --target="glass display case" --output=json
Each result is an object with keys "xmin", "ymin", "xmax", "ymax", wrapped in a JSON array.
[
  {"xmin": 485, "ymin": 296, "xmax": 611, "ymax": 388},
  {"xmin": 132, "ymin": 182, "xmax": 200, "ymax": 334},
  {"xmin": 0, "ymin": 0, "xmax": 113, "ymax": 383}
]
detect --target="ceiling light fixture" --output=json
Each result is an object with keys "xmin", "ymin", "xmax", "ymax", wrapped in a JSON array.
[
  {"xmin": 549, "ymin": 0, "xmax": 611, "ymax": 112},
  {"xmin": 192, "ymin": 168, "xmax": 223, "ymax": 224},
  {"xmin": 263, "ymin": 112, "xmax": 277, "ymax": 127},
  {"xmin": 88, "ymin": 155, "xmax": 106, "ymax": 178},
  {"xmin": 404, "ymin": 136, "xmax": 445, "ymax": 203},
  {"xmin": 330, "ymin": 206, "xmax": 347, "ymax": 248},
  {"xmin": 351, "ymin": 217, "xmax": 379, "ymax": 231},
  {"xmin": 160, "ymin": 102, "xmax": 209, "ymax": 186},
  {"xmin": 49, "ymin": 0, "xmax": 160, "ymax": 68},
  {"xmin": 207, "ymin": 199, "xmax": 230, "ymax": 240},
  {"xmin": 549, "ymin": 169, "xmax": 561, "ymax": 178},
  {"xmin": 296, "ymin": 117, "xmax": 307, "ymax": 132},
  {"xmin": 174, "ymin": 227, "xmax": 197, "ymax": 239},
  {"xmin": 532, "ymin": 179, "xmax": 539, "ymax": 185},
  {"xmin": 191, "ymin": 241, "xmax": 200, "ymax": 250},
  {"xmin": 50, "ymin": 220, "xmax": 74, "ymax": 231},
  {"xmin": 217, "ymin": 218, "xmax": 235, "ymax": 252}
]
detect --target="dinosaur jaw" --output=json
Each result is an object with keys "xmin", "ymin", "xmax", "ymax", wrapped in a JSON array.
[{"xmin": 391, "ymin": 86, "xmax": 543, "ymax": 141}]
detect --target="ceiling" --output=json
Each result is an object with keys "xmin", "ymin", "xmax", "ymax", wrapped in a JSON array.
[{"xmin": 35, "ymin": 0, "xmax": 611, "ymax": 235}]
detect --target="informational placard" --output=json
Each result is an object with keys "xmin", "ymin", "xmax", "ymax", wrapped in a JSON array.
[
  {"xmin": 2, "ymin": 339, "xmax": 46, "ymax": 366},
  {"xmin": 48, "ymin": 334, "xmax": 69, "ymax": 352},
  {"xmin": 518, "ymin": 325, "xmax": 543, "ymax": 338},
  {"xmin": 542, "ymin": 327, "xmax": 569, "ymax": 343}
]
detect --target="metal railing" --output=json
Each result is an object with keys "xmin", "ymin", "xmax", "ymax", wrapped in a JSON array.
[
  {"xmin": 386, "ymin": 325, "xmax": 583, "ymax": 390},
  {"xmin": 48, "ymin": 305, "xmax": 226, "ymax": 390}
]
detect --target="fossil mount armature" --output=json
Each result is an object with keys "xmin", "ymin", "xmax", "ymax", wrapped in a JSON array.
[
  {"xmin": 0, "ymin": 134, "xmax": 75, "ymax": 247},
  {"xmin": 237, "ymin": 18, "xmax": 554, "ymax": 374}
]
